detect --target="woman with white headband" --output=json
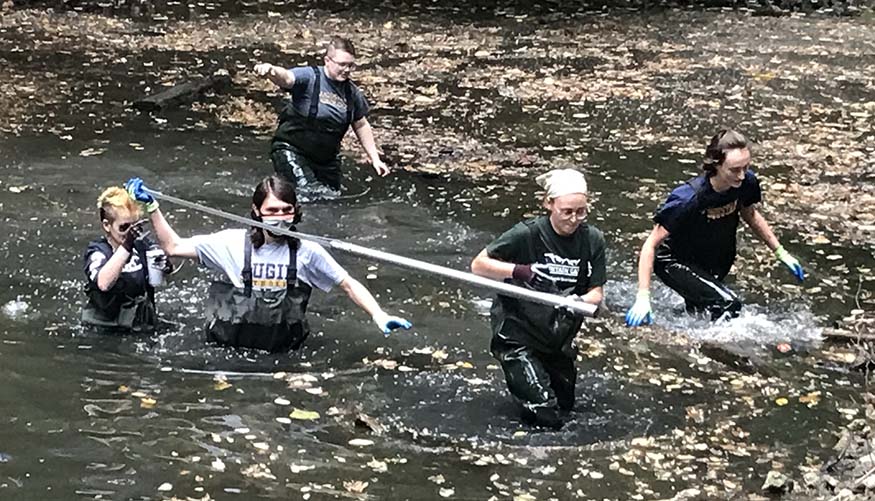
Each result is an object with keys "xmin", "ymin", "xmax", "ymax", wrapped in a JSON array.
[{"xmin": 471, "ymin": 168, "xmax": 606, "ymax": 429}]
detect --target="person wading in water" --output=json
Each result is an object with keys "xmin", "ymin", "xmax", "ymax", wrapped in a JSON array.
[
  {"xmin": 254, "ymin": 36, "xmax": 390, "ymax": 197},
  {"xmin": 625, "ymin": 129, "xmax": 805, "ymax": 327},
  {"xmin": 471, "ymin": 169, "xmax": 606, "ymax": 429},
  {"xmin": 125, "ymin": 176, "xmax": 411, "ymax": 352}
]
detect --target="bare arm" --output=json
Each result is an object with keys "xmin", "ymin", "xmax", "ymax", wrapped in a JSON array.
[
  {"xmin": 635, "ymin": 224, "xmax": 670, "ymax": 293},
  {"xmin": 254, "ymin": 63, "xmax": 296, "ymax": 89},
  {"xmin": 352, "ymin": 117, "xmax": 389, "ymax": 176},
  {"xmin": 740, "ymin": 205, "xmax": 780, "ymax": 251},
  {"xmin": 470, "ymin": 248, "xmax": 515, "ymax": 280},
  {"xmin": 338, "ymin": 276, "xmax": 385, "ymax": 318},
  {"xmin": 95, "ymin": 248, "xmax": 132, "ymax": 291},
  {"xmin": 148, "ymin": 209, "xmax": 198, "ymax": 259},
  {"xmin": 579, "ymin": 285, "xmax": 604, "ymax": 306}
]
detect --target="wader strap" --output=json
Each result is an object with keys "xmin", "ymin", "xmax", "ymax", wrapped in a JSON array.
[
  {"xmin": 575, "ymin": 225, "xmax": 591, "ymax": 291},
  {"xmin": 307, "ymin": 66, "xmax": 321, "ymax": 124},
  {"xmin": 286, "ymin": 238, "xmax": 299, "ymax": 292},
  {"xmin": 243, "ymin": 237, "xmax": 253, "ymax": 297},
  {"xmin": 344, "ymin": 81, "xmax": 354, "ymax": 125}
]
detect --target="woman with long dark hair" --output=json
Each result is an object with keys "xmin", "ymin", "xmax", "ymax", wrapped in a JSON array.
[{"xmin": 125, "ymin": 175, "xmax": 411, "ymax": 352}]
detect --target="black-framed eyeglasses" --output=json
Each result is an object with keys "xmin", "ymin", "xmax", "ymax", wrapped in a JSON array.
[{"xmin": 327, "ymin": 55, "xmax": 356, "ymax": 70}]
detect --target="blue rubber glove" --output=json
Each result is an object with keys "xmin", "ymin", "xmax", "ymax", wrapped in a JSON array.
[
  {"xmin": 625, "ymin": 290, "xmax": 653, "ymax": 327},
  {"xmin": 373, "ymin": 312, "xmax": 413, "ymax": 335},
  {"xmin": 775, "ymin": 245, "xmax": 805, "ymax": 282},
  {"xmin": 124, "ymin": 177, "xmax": 159, "ymax": 213}
]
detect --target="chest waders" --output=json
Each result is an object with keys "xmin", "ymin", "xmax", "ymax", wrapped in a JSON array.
[
  {"xmin": 205, "ymin": 237, "xmax": 313, "ymax": 353},
  {"xmin": 272, "ymin": 67, "xmax": 355, "ymax": 189},
  {"xmin": 493, "ymin": 223, "xmax": 592, "ymax": 354},
  {"xmin": 81, "ymin": 239, "xmax": 157, "ymax": 333}
]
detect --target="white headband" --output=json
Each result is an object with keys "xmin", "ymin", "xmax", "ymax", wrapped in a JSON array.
[{"xmin": 535, "ymin": 169, "xmax": 588, "ymax": 199}]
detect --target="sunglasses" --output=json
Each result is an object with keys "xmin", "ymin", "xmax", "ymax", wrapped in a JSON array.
[{"xmin": 116, "ymin": 220, "xmax": 145, "ymax": 233}]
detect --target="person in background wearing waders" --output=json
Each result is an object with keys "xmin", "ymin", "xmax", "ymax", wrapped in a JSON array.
[
  {"xmin": 124, "ymin": 176, "xmax": 412, "ymax": 353},
  {"xmin": 470, "ymin": 169, "xmax": 606, "ymax": 429},
  {"xmin": 625, "ymin": 129, "xmax": 806, "ymax": 327},
  {"xmin": 254, "ymin": 36, "xmax": 389, "ymax": 196},
  {"xmin": 82, "ymin": 187, "xmax": 169, "ymax": 333}
]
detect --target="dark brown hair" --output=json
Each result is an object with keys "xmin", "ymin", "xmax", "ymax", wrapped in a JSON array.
[
  {"xmin": 249, "ymin": 175, "xmax": 302, "ymax": 248},
  {"xmin": 702, "ymin": 129, "xmax": 748, "ymax": 176},
  {"xmin": 325, "ymin": 36, "xmax": 356, "ymax": 58}
]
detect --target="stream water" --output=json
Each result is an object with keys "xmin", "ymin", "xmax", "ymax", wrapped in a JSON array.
[{"xmin": 2, "ymin": 1, "xmax": 875, "ymax": 500}]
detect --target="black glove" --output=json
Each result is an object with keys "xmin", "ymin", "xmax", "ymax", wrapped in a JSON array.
[{"xmin": 512, "ymin": 263, "xmax": 557, "ymax": 292}]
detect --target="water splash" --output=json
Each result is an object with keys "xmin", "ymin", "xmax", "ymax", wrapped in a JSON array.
[{"xmin": 2, "ymin": 296, "xmax": 29, "ymax": 320}]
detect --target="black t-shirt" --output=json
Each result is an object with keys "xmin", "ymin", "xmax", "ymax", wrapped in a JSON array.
[
  {"xmin": 654, "ymin": 171, "xmax": 762, "ymax": 278},
  {"xmin": 486, "ymin": 216, "xmax": 606, "ymax": 352}
]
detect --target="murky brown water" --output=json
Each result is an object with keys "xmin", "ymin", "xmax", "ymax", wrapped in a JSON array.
[{"xmin": 1, "ymin": 1, "xmax": 874, "ymax": 500}]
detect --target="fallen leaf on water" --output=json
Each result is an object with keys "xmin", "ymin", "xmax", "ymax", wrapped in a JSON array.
[
  {"xmin": 214, "ymin": 380, "xmax": 232, "ymax": 391},
  {"xmin": 274, "ymin": 397, "xmax": 291, "ymax": 406},
  {"xmin": 211, "ymin": 458, "xmax": 225, "ymax": 472},
  {"xmin": 428, "ymin": 474, "xmax": 445, "ymax": 484},
  {"xmin": 79, "ymin": 147, "xmax": 106, "ymax": 156},
  {"xmin": 157, "ymin": 482, "xmax": 172, "ymax": 492},
  {"xmin": 289, "ymin": 408, "xmax": 320, "ymax": 421},
  {"xmin": 348, "ymin": 438, "xmax": 374, "ymax": 447},
  {"xmin": 343, "ymin": 480, "xmax": 368, "ymax": 493},
  {"xmin": 775, "ymin": 397, "xmax": 789, "ymax": 406},
  {"xmin": 367, "ymin": 458, "xmax": 388, "ymax": 473},
  {"xmin": 799, "ymin": 391, "xmax": 822, "ymax": 407},
  {"xmin": 140, "ymin": 397, "xmax": 157, "ymax": 408},
  {"xmin": 439, "ymin": 487, "xmax": 455, "ymax": 498}
]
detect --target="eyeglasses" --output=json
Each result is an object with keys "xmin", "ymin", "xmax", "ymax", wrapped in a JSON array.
[
  {"xmin": 327, "ymin": 56, "xmax": 356, "ymax": 70},
  {"xmin": 559, "ymin": 208, "xmax": 588, "ymax": 219}
]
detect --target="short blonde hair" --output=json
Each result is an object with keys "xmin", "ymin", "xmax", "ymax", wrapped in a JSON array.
[{"xmin": 97, "ymin": 186, "xmax": 141, "ymax": 222}]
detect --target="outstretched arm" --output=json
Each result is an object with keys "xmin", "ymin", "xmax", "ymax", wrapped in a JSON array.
[
  {"xmin": 254, "ymin": 63, "xmax": 296, "ymax": 89},
  {"xmin": 741, "ymin": 205, "xmax": 804, "ymax": 281},
  {"xmin": 635, "ymin": 224, "xmax": 670, "ymax": 294},
  {"xmin": 149, "ymin": 209, "xmax": 198, "ymax": 259},
  {"xmin": 352, "ymin": 117, "xmax": 389, "ymax": 176},
  {"xmin": 625, "ymin": 224, "xmax": 670, "ymax": 327},
  {"xmin": 339, "ymin": 277, "xmax": 411, "ymax": 334},
  {"xmin": 740, "ymin": 205, "xmax": 780, "ymax": 251}
]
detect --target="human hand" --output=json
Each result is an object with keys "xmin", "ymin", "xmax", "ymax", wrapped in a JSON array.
[
  {"xmin": 124, "ymin": 177, "xmax": 159, "ymax": 213},
  {"xmin": 372, "ymin": 158, "xmax": 390, "ymax": 177},
  {"xmin": 775, "ymin": 245, "xmax": 805, "ymax": 282},
  {"xmin": 121, "ymin": 220, "xmax": 148, "ymax": 253},
  {"xmin": 512, "ymin": 263, "xmax": 557, "ymax": 292},
  {"xmin": 625, "ymin": 290, "xmax": 653, "ymax": 327},
  {"xmin": 372, "ymin": 312, "xmax": 413, "ymax": 335},
  {"xmin": 254, "ymin": 63, "xmax": 273, "ymax": 77}
]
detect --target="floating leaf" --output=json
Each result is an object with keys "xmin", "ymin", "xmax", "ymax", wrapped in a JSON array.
[
  {"xmin": 775, "ymin": 397, "xmax": 789, "ymax": 406},
  {"xmin": 289, "ymin": 408, "xmax": 320, "ymax": 421},
  {"xmin": 214, "ymin": 380, "xmax": 232, "ymax": 391},
  {"xmin": 140, "ymin": 397, "xmax": 157, "ymax": 408},
  {"xmin": 343, "ymin": 480, "xmax": 368, "ymax": 493},
  {"xmin": 348, "ymin": 438, "xmax": 374, "ymax": 447}
]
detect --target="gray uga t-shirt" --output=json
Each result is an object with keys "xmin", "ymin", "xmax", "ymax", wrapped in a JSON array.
[{"xmin": 187, "ymin": 229, "xmax": 348, "ymax": 291}]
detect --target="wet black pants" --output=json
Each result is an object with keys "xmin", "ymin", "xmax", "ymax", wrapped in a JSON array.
[
  {"xmin": 654, "ymin": 252, "xmax": 741, "ymax": 321},
  {"xmin": 270, "ymin": 142, "xmax": 342, "ymax": 191},
  {"xmin": 492, "ymin": 336, "xmax": 576, "ymax": 426}
]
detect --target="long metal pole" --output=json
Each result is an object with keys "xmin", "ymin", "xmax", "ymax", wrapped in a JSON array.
[{"xmin": 144, "ymin": 188, "xmax": 597, "ymax": 317}]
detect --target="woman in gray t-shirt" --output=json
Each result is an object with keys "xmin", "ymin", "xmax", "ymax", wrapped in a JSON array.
[{"xmin": 125, "ymin": 175, "xmax": 411, "ymax": 352}]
